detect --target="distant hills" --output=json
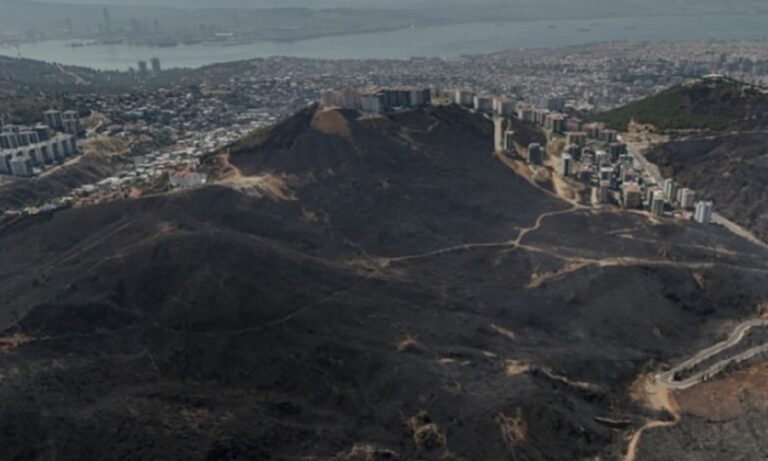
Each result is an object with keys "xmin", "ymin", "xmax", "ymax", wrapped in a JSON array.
[{"xmin": 0, "ymin": 55, "xmax": 201, "ymax": 97}]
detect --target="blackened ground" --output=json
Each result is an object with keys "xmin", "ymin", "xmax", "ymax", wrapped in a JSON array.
[
  {"xmin": 1, "ymin": 106, "xmax": 767, "ymax": 461},
  {"xmin": 0, "ymin": 153, "xmax": 118, "ymax": 210},
  {"xmin": 647, "ymin": 132, "xmax": 768, "ymax": 243}
]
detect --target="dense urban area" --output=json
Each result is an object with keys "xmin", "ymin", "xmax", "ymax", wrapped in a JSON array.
[
  {"xmin": 5, "ymin": 40, "xmax": 766, "ymax": 223},
  {"xmin": 188, "ymin": 40, "xmax": 768, "ymax": 115},
  {"xmin": 322, "ymin": 83, "xmax": 716, "ymax": 225}
]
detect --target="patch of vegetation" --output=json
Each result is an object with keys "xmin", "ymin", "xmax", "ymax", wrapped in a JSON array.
[
  {"xmin": 589, "ymin": 77, "xmax": 763, "ymax": 132},
  {"xmin": 0, "ymin": 95, "xmax": 61, "ymax": 125}
]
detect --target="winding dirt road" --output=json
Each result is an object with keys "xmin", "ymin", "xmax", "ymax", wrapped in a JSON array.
[{"xmin": 624, "ymin": 319, "xmax": 768, "ymax": 461}]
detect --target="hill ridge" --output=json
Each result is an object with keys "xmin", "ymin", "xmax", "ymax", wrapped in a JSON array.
[
  {"xmin": 0, "ymin": 103, "xmax": 767, "ymax": 460},
  {"xmin": 591, "ymin": 75, "xmax": 768, "ymax": 132}
]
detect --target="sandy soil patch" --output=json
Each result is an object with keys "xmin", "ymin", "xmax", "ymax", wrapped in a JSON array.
[
  {"xmin": 223, "ymin": 174, "xmax": 296, "ymax": 201},
  {"xmin": 311, "ymin": 109, "xmax": 352, "ymax": 138},
  {"xmin": 505, "ymin": 360, "xmax": 532, "ymax": 376},
  {"xmin": 0, "ymin": 334, "xmax": 33, "ymax": 354},
  {"xmin": 674, "ymin": 363, "xmax": 768, "ymax": 421},
  {"xmin": 630, "ymin": 373, "xmax": 677, "ymax": 414}
]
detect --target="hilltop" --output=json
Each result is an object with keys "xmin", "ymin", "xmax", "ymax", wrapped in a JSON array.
[
  {"xmin": 0, "ymin": 56, "xmax": 123, "ymax": 94},
  {"xmin": 590, "ymin": 76, "xmax": 768, "ymax": 132},
  {"xmin": 1, "ymin": 105, "xmax": 767, "ymax": 460}
]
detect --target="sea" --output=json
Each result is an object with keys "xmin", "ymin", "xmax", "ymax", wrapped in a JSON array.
[{"xmin": 1, "ymin": 14, "xmax": 767, "ymax": 70}]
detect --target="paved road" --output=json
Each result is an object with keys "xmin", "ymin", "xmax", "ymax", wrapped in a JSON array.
[
  {"xmin": 657, "ymin": 319, "xmax": 768, "ymax": 390},
  {"xmin": 625, "ymin": 141, "xmax": 768, "ymax": 249},
  {"xmin": 625, "ymin": 141, "xmax": 663, "ymax": 185},
  {"xmin": 711, "ymin": 211, "xmax": 768, "ymax": 249}
]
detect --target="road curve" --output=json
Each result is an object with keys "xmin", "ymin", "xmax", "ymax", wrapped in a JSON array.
[{"xmin": 657, "ymin": 319, "xmax": 768, "ymax": 390}]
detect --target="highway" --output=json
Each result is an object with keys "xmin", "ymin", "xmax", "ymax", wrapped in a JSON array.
[{"xmin": 657, "ymin": 319, "xmax": 768, "ymax": 390}]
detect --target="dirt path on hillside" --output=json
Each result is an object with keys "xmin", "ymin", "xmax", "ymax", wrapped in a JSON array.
[
  {"xmin": 380, "ymin": 205, "xmax": 581, "ymax": 266},
  {"xmin": 624, "ymin": 376, "xmax": 681, "ymax": 461}
]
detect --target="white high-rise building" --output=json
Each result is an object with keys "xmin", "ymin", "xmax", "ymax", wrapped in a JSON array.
[
  {"xmin": 560, "ymin": 153, "xmax": 573, "ymax": 177},
  {"xmin": 454, "ymin": 89, "xmax": 474, "ymax": 107},
  {"xmin": 62, "ymin": 111, "xmax": 81, "ymax": 136},
  {"xmin": 9, "ymin": 155, "xmax": 33, "ymax": 177},
  {"xmin": 680, "ymin": 188, "xmax": 696, "ymax": 209},
  {"xmin": 494, "ymin": 117, "xmax": 505, "ymax": 152},
  {"xmin": 494, "ymin": 97, "xmax": 516, "ymax": 117},
  {"xmin": 43, "ymin": 110, "xmax": 63, "ymax": 130},
  {"xmin": 694, "ymin": 201, "xmax": 714, "ymax": 224},
  {"xmin": 473, "ymin": 95, "xmax": 494, "ymax": 113},
  {"xmin": 360, "ymin": 92, "xmax": 385, "ymax": 113},
  {"xmin": 651, "ymin": 191, "xmax": 665, "ymax": 217},
  {"xmin": 622, "ymin": 182, "xmax": 642, "ymax": 209},
  {"xmin": 663, "ymin": 178, "xmax": 678, "ymax": 202}
]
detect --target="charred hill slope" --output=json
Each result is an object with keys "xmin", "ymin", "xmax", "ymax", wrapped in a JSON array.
[
  {"xmin": 646, "ymin": 132, "xmax": 768, "ymax": 242},
  {"xmin": 1, "ymin": 105, "xmax": 768, "ymax": 460},
  {"xmin": 224, "ymin": 104, "xmax": 564, "ymax": 255},
  {"xmin": 0, "ymin": 153, "xmax": 118, "ymax": 210}
]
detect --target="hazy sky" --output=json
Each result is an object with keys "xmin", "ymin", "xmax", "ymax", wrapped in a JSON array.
[
  {"xmin": 18, "ymin": 0, "xmax": 456, "ymax": 7},
  {"xmin": 28, "ymin": 0, "xmax": 768, "ymax": 11}
]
